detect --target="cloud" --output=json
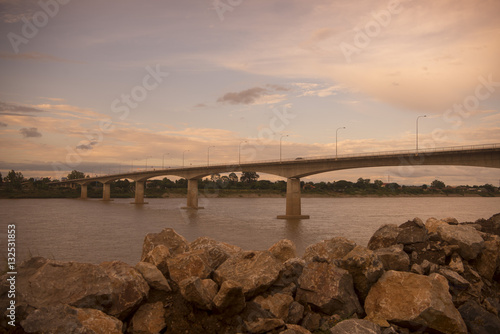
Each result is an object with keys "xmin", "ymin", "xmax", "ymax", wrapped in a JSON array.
[
  {"xmin": 0, "ymin": 121, "xmax": 7, "ymax": 127},
  {"xmin": 19, "ymin": 127, "xmax": 42, "ymax": 138},
  {"xmin": 0, "ymin": 52, "xmax": 84, "ymax": 64},
  {"xmin": 217, "ymin": 85, "xmax": 290, "ymax": 105},
  {"xmin": 0, "ymin": 0, "xmax": 38, "ymax": 23},
  {"xmin": 0, "ymin": 101, "xmax": 45, "ymax": 115}
]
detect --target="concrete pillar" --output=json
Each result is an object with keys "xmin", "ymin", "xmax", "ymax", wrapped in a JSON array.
[
  {"xmin": 131, "ymin": 181, "xmax": 148, "ymax": 204},
  {"xmin": 102, "ymin": 183, "xmax": 112, "ymax": 201},
  {"xmin": 277, "ymin": 178, "xmax": 310, "ymax": 219},
  {"xmin": 80, "ymin": 184, "xmax": 87, "ymax": 199},
  {"xmin": 182, "ymin": 179, "xmax": 204, "ymax": 209}
]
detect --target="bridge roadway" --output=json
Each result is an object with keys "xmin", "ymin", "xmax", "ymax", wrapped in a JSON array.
[{"xmin": 57, "ymin": 144, "xmax": 500, "ymax": 219}]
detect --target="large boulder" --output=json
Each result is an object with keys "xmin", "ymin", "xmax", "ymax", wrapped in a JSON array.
[
  {"xmin": 329, "ymin": 319, "xmax": 381, "ymax": 334},
  {"xmin": 396, "ymin": 219, "xmax": 429, "ymax": 245},
  {"xmin": 425, "ymin": 217, "xmax": 449, "ymax": 234},
  {"xmin": 473, "ymin": 236, "xmax": 500, "ymax": 281},
  {"xmin": 166, "ymin": 249, "xmax": 213, "ymax": 284},
  {"xmin": 141, "ymin": 244, "xmax": 170, "ymax": 276},
  {"xmin": 339, "ymin": 245, "xmax": 384, "ymax": 301},
  {"xmin": 253, "ymin": 293, "xmax": 294, "ymax": 320},
  {"xmin": 367, "ymin": 224, "xmax": 400, "ymax": 250},
  {"xmin": 135, "ymin": 261, "xmax": 171, "ymax": 292},
  {"xmin": 373, "ymin": 244, "xmax": 410, "ymax": 272},
  {"xmin": 269, "ymin": 239, "xmax": 297, "ymax": 263},
  {"xmin": 10, "ymin": 257, "xmax": 148, "ymax": 321},
  {"xmin": 436, "ymin": 224, "xmax": 484, "ymax": 260},
  {"xmin": 213, "ymin": 280, "xmax": 246, "ymax": 315},
  {"xmin": 128, "ymin": 302, "xmax": 166, "ymax": 334},
  {"xmin": 296, "ymin": 261, "xmax": 363, "ymax": 317},
  {"xmin": 141, "ymin": 228, "xmax": 189, "ymax": 259},
  {"xmin": 179, "ymin": 277, "xmax": 218, "ymax": 310},
  {"xmin": 189, "ymin": 236, "xmax": 242, "ymax": 255},
  {"xmin": 303, "ymin": 237, "xmax": 356, "ymax": 263},
  {"xmin": 458, "ymin": 300, "xmax": 500, "ymax": 334},
  {"xmin": 365, "ymin": 271, "xmax": 467, "ymax": 334},
  {"xmin": 213, "ymin": 250, "xmax": 283, "ymax": 298},
  {"xmin": 20, "ymin": 304, "xmax": 123, "ymax": 334}
]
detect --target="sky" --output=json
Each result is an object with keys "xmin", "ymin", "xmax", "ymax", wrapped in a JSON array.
[{"xmin": 0, "ymin": 0, "xmax": 499, "ymax": 186}]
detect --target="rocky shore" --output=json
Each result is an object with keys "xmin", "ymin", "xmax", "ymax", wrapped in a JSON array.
[{"xmin": 2, "ymin": 214, "xmax": 500, "ymax": 334}]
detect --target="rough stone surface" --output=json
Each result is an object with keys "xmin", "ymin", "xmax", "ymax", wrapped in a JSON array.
[
  {"xmin": 296, "ymin": 261, "xmax": 363, "ymax": 316},
  {"xmin": 269, "ymin": 239, "xmax": 297, "ymax": 263},
  {"xmin": 141, "ymin": 227, "xmax": 189, "ymax": 259},
  {"xmin": 128, "ymin": 302, "xmax": 166, "ymax": 334},
  {"xmin": 449, "ymin": 252, "xmax": 465, "ymax": 273},
  {"xmin": 135, "ymin": 261, "xmax": 171, "ymax": 292},
  {"xmin": 281, "ymin": 324, "xmax": 312, "ymax": 334},
  {"xmin": 474, "ymin": 237, "xmax": 500, "ymax": 281},
  {"xmin": 339, "ymin": 245, "xmax": 384, "ymax": 301},
  {"xmin": 213, "ymin": 280, "xmax": 246, "ymax": 314},
  {"xmin": 425, "ymin": 218, "xmax": 448, "ymax": 234},
  {"xmin": 287, "ymin": 301, "xmax": 305, "ymax": 324},
  {"xmin": 21, "ymin": 304, "xmax": 123, "ymax": 334},
  {"xmin": 254, "ymin": 293, "xmax": 294, "ymax": 320},
  {"xmin": 240, "ymin": 301, "xmax": 285, "ymax": 333},
  {"xmin": 396, "ymin": 220, "xmax": 429, "ymax": 245},
  {"xmin": 179, "ymin": 276, "xmax": 216, "ymax": 310},
  {"xmin": 438, "ymin": 268, "xmax": 471, "ymax": 291},
  {"xmin": 303, "ymin": 237, "xmax": 356, "ymax": 263},
  {"xmin": 166, "ymin": 249, "xmax": 213, "ymax": 284},
  {"xmin": 374, "ymin": 244, "xmax": 410, "ymax": 272},
  {"xmin": 367, "ymin": 224, "xmax": 400, "ymax": 250},
  {"xmin": 189, "ymin": 236, "xmax": 242, "ymax": 254},
  {"xmin": 141, "ymin": 244, "xmax": 170, "ymax": 277},
  {"xmin": 437, "ymin": 224, "xmax": 485, "ymax": 260},
  {"xmin": 365, "ymin": 271, "xmax": 467, "ymax": 334},
  {"xmin": 213, "ymin": 250, "xmax": 283, "ymax": 298},
  {"xmin": 329, "ymin": 319, "xmax": 381, "ymax": 334},
  {"xmin": 459, "ymin": 300, "xmax": 500, "ymax": 334}
]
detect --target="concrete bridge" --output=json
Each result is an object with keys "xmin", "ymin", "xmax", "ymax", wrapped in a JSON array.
[{"xmin": 56, "ymin": 144, "xmax": 500, "ymax": 219}]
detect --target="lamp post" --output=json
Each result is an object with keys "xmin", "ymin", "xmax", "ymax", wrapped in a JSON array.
[
  {"xmin": 207, "ymin": 146, "xmax": 215, "ymax": 166},
  {"xmin": 416, "ymin": 115, "xmax": 427, "ymax": 154},
  {"xmin": 145, "ymin": 155, "xmax": 152, "ymax": 170},
  {"xmin": 336, "ymin": 127, "xmax": 346, "ymax": 159},
  {"xmin": 239, "ymin": 140, "xmax": 247, "ymax": 165},
  {"xmin": 162, "ymin": 153, "xmax": 169, "ymax": 169},
  {"xmin": 182, "ymin": 150, "xmax": 189, "ymax": 167},
  {"xmin": 280, "ymin": 134, "xmax": 289, "ymax": 162}
]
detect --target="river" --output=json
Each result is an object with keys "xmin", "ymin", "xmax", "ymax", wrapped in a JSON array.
[{"xmin": 0, "ymin": 197, "xmax": 498, "ymax": 266}]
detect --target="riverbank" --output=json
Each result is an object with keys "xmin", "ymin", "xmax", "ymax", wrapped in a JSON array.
[{"xmin": 2, "ymin": 213, "xmax": 499, "ymax": 333}]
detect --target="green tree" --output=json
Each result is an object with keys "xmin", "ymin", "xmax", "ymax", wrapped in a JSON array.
[
  {"xmin": 431, "ymin": 179, "xmax": 446, "ymax": 189},
  {"xmin": 228, "ymin": 172, "xmax": 238, "ymax": 184},
  {"xmin": 4, "ymin": 170, "xmax": 24, "ymax": 189},
  {"xmin": 240, "ymin": 171, "xmax": 259, "ymax": 183},
  {"xmin": 67, "ymin": 170, "xmax": 85, "ymax": 180},
  {"xmin": 373, "ymin": 180, "xmax": 383, "ymax": 188},
  {"xmin": 0, "ymin": 172, "xmax": 2, "ymax": 183}
]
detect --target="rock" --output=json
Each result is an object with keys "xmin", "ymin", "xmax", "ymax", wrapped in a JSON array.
[
  {"xmin": 166, "ymin": 249, "xmax": 213, "ymax": 284},
  {"xmin": 21, "ymin": 304, "xmax": 123, "ymax": 334},
  {"xmin": 189, "ymin": 236, "xmax": 242, "ymax": 255},
  {"xmin": 281, "ymin": 324, "xmax": 312, "ymax": 334},
  {"xmin": 367, "ymin": 224, "xmax": 400, "ymax": 250},
  {"xmin": 99, "ymin": 261, "xmax": 150, "ymax": 319},
  {"xmin": 443, "ymin": 217, "xmax": 459, "ymax": 225},
  {"xmin": 135, "ymin": 261, "xmax": 171, "ymax": 292},
  {"xmin": 474, "ymin": 237, "xmax": 500, "ymax": 281},
  {"xmin": 273, "ymin": 257, "xmax": 305, "ymax": 289},
  {"xmin": 410, "ymin": 263, "xmax": 424, "ymax": 275},
  {"xmin": 213, "ymin": 280, "xmax": 246, "ymax": 315},
  {"xmin": 436, "ymin": 224, "xmax": 485, "ymax": 260},
  {"xmin": 240, "ymin": 301, "xmax": 285, "ymax": 333},
  {"xmin": 339, "ymin": 245, "xmax": 384, "ymax": 301},
  {"xmin": 254, "ymin": 293, "xmax": 294, "ymax": 320},
  {"xmin": 438, "ymin": 268, "xmax": 471, "ymax": 291},
  {"xmin": 329, "ymin": 319, "xmax": 381, "ymax": 334},
  {"xmin": 287, "ymin": 301, "xmax": 305, "ymax": 324},
  {"xmin": 269, "ymin": 239, "xmax": 297, "ymax": 263},
  {"xmin": 449, "ymin": 252, "xmax": 465, "ymax": 274},
  {"xmin": 458, "ymin": 300, "xmax": 500, "ymax": 334},
  {"xmin": 179, "ymin": 276, "xmax": 217, "ymax": 310},
  {"xmin": 296, "ymin": 261, "xmax": 363, "ymax": 317},
  {"xmin": 300, "ymin": 312, "xmax": 322, "ymax": 332},
  {"xmin": 141, "ymin": 228, "xmax": 189, "ymax": 259},
  {"xmin": 128, "ymin": 302, "xmax": 166, "ymax": 334},
  {"xmin": 374, "ymin": 245, "xmax": 410, "ymax": 272},
  {"xmin": 396, "ymin": 220, "xmax": 428, "ymax": 245},
  {"xmin": 213, "ymin": 250, "xmax": 283, "ymax": 298},
  {"xmin": 425, "ymin": 218, "xmax": 448, "ymax": 234},
  {"xmin": 141, "ymin": 244, "xmax": 170, "ymax": 277},
  {"xmin": 365, "ymin": 271, "xmax": 467, "ymax": 334},
  {"xmin": 303, "ymin": 237, "xmax": 356, "ymax": 263},
  {"xmin": 11, "ymin": 257, "xmax": 148, "ymax": 321}
]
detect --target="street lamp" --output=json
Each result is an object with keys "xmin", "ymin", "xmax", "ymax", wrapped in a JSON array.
[
  {"xmin": 162, "ymin": 153, "xmax": 169, "ymax": 169},
  {"xmin": 416, "ymin": 115, "xmax": 427, "ymax": 154},
  {"xmin": 280, "ymin": 134, "xmax": 289, "ymax": 162},
  {"xmin": 239, "ymin": 140, "xmax": 247, "ymax": 165},
  {"xmin": 145, "ymin": 155, "xmax": 152, "ymax": 170},
  {"xmin": 207, "ymin": 146, "xmax": 215, "ymax": 166},
  {"xmin": 336, "ymin": 127, "xmax": 346, "ymax": 159},
  {"xmin": 182, "ymin": 150, "xmax": 189, "ymax": 167}
]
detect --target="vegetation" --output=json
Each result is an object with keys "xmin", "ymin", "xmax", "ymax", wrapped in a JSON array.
[{"xmin": 0, "ymin": 169, "xmax": 498, "ymax": 199}]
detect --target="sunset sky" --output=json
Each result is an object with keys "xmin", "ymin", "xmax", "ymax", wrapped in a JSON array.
[{"xmin": 0, "ymin": 0, "xmax": 499, "ymax": 185}]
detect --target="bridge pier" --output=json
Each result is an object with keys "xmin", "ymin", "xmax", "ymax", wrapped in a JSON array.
[
  {"xmin": 131, "ymin": 181, "xmax": 148, "ymax": 204},
  {"xmin": 182, "ymin": 179, "xmax": 204, "ymax": 209},
  {"xmin": 80, "ymin": 184, "xmax": 87, "ymax": 199},
  {"xmin": 101, "ymin": 182, "xmax": 113, "ymax": 201},
  {"xmin": 277, "ymin": 178, "xmax": 310, "ymax": 219}
]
